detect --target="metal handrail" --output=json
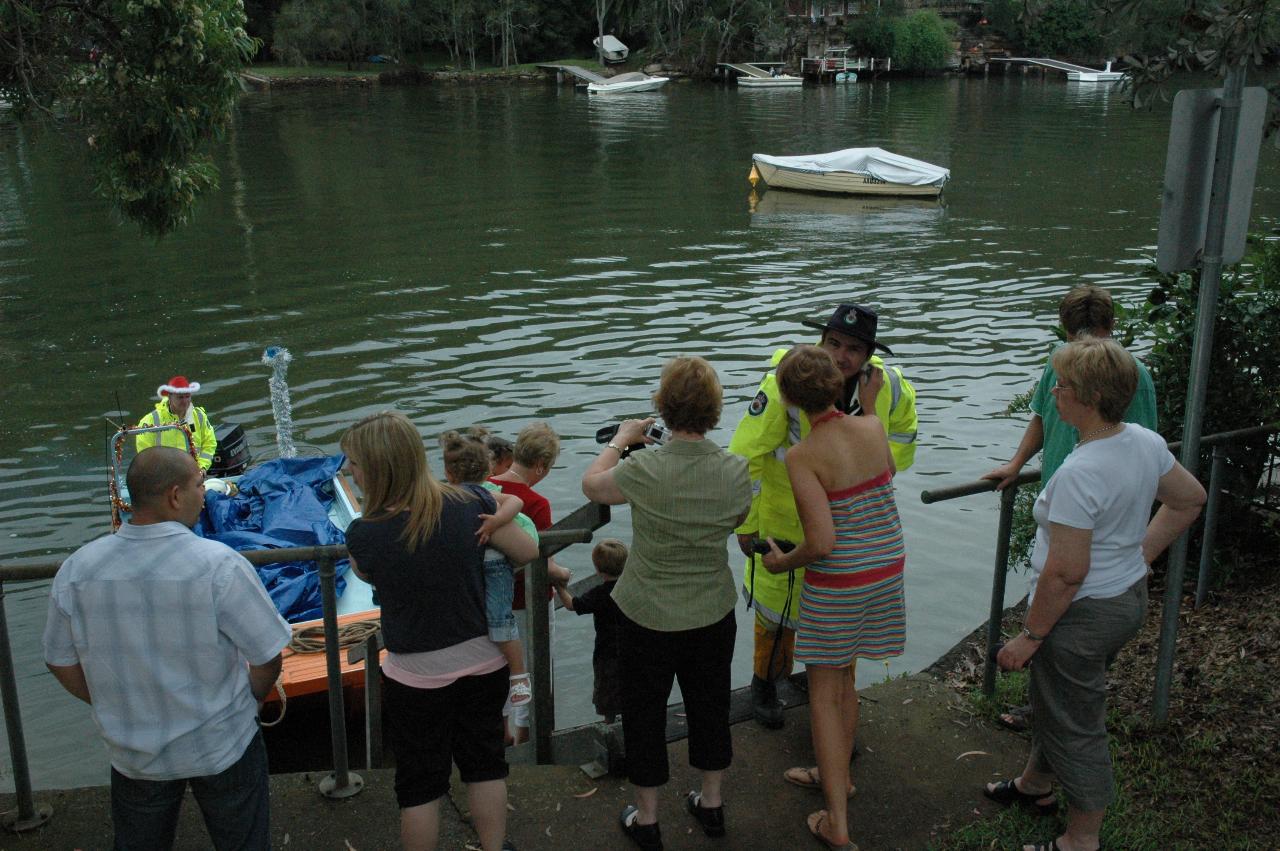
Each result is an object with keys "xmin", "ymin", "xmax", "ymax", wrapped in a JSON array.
[{"xmin": 919, "ymin": 422, "xmax": 1279, "ymax": 709}]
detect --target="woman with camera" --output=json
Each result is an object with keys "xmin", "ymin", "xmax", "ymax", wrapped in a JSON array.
[
  {"xmin": 582, "ymin": 356, "xmax": 751, "ymax": 851},
  {"xmin": 760, "ymin": 345, "xmax": 906, "ymax": 850},
  {"xmin": 984, "ymin": 338, "xmax": 1205, "ymax": 851},
  {"xmin": 342, "ymin": 411, "xmax": 539, "ymax": 851}
]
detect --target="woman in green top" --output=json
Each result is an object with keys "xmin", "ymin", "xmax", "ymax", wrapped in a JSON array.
[{"xmin": 583, "ymin": 356, "xmax": 752, "ymax": 851}]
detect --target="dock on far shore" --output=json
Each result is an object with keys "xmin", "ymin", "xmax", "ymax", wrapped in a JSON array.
[{"xmin": 1, "ymin": 673, "xmax": 1029, "ymax": 848}]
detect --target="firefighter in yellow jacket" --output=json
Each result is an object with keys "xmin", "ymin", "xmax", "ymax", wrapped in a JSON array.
[
  {"xmin": 136, "ymin": 375, "xmax": 217, "ymax": 472},
  {"xmin": 730, "ymin": 303, "xmax": 917, "ymax": 728}
]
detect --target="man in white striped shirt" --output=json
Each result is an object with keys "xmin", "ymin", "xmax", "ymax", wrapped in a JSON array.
[{"xmin": 43, "ymin": 447, "xmax": 291, "ymax": 850}]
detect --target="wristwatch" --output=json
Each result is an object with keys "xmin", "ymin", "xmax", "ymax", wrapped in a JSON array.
[{"xmin": 1021, "ymin": 627, "xmax": 1047, "ymax": 642}]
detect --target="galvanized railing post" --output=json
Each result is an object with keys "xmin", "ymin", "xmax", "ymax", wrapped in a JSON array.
[
  {"xmin": 316, "ymin": 555, "xmax": 363, "ymax": 799},
  {"xmin": 1194, "ymin": 446, "xmax": 1227, "ymax": 609},
  {"xmin": 526, "ymin": 554, "xmax": 554, "ymax": 764},
  {"xmin": 362, "ymin": 633, "xmax": 383, "ymax": 769},
  {"xmin": 983, "ymin": 485, "xmax": 1018, "ymax": 697},
  {"xmin": 0, "ymin": 580, "xmax": 52, "ymax": 832}
]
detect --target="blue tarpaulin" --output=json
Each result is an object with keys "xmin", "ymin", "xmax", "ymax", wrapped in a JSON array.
[{"xmin": 195, "ymin": 455, "xmax": 349, "ymax": 623}]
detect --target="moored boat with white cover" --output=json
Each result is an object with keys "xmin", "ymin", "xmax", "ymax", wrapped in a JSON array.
[
  {"xmin": 587, "ymin": 71, "xmax": 670, "ymax": 94},
  {"xmin": 738, "ymin": 74, "xmax": 803, "ymax": 88},
  {"xmin": 750, "ymin": 147, "xmax": 949, "ymax": 197}
]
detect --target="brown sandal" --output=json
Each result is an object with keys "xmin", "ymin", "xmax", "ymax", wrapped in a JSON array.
[
  {"xmin": 806, "ymin": 810, "xmax": 857, "ymax": 850},
  {"xmin": 784, "ymin": 766, "xmax": 856, "ymax": 798}
]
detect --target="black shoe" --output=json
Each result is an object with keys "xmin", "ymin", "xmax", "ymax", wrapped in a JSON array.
[
  {"xmin": 751, "ymin": 675, "xmax": 784, "ymax": 729},
  {"xmin": 620, "ymin": 804, "xmax": 663, "ymax": 850},
  {"xmin": 685, "ymin": 790, "xmax": 726, "ymax": 837}
]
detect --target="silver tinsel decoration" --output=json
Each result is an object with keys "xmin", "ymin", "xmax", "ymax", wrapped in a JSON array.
[{"xmin": 262, "ymin": 346, "xmax": 296, "ymax": 459}]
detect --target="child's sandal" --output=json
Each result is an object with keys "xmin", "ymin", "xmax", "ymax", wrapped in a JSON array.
[{"xmin": 509, "ymin": 674, "xmax": 532, "ymax": 706}]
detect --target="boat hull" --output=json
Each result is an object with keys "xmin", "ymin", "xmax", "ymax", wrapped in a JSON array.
[
  {"xmin": 753, "ymin": 159, "xmax": 944, "ymax": 197},
  {"xmin": 588, "ymin": 76, "xmax": 670, "ymax": 94},
  {"xmin": 738, "ymin": 76, "xmax": 803, "ymax": 88}
]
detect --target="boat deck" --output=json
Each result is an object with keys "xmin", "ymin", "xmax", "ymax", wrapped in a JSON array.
[{"xmin": 266, "ymin": 610, "xmax": 384, "ymax": 702}]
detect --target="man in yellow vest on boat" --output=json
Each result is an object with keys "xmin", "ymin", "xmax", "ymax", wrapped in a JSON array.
[
  {"xmin": 136, "ymin": 375, "xmax": 218, "ymax": 473},
  {"xmin": 730, "ymin": 303, "xmax": 917, "ymax": 729}
]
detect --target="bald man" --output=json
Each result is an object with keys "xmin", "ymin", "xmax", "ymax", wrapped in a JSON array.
[{"xmin": 43, "ymin": 447, "xmax": 291, "ymax": 850}]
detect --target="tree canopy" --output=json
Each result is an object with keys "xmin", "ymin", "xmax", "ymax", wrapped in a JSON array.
[{"xmin": 1, "ymin": 0, "xmax": 257, "ymax": 236}]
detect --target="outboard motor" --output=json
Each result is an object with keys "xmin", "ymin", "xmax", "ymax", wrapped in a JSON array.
[{"xmin": 208, "ymin": 422, "xmax": 251, "ymax": 477}]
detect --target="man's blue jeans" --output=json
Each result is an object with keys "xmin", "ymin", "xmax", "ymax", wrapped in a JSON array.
[{"xmin": 110, "ymin": 730, "xmax": 270, "ymax": 851}]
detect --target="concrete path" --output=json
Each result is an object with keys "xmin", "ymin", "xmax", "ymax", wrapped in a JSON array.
[{"xmin": 0, "ymin": 674, "xmax": 1029, "ymax": 849}]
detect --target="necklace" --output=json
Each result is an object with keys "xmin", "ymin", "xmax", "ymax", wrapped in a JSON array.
[
  {"xmin": 1078, "ymin": 422, "xmax": 1121, "ymax": 445},
  {"xmin": 810, "ymin": 409, "xmax": 845, "ymax": 427},
  {"xmin": 502, "ymin": 467, "xmax": 529, "ymax": 485}
]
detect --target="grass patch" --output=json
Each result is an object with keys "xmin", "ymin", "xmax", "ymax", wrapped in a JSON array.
[
  {"xmin": 249, "ymin": 63, "xmax": 390, "ymax": 78},
  {"xmin": 932, "ymin": 551, "xmax": 1280, "ymax": 849}
]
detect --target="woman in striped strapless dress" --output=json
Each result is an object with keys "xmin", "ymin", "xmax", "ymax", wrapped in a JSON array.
[{"xmin": 761, "ymin": 345, "xmax": 906, "ymax": 851}]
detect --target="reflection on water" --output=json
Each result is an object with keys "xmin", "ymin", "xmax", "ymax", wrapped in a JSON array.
[
  {"xmin": 1, "ymin": 76, "xmax": 1277, "ymax": 790},
  {"xmin": 749, "ymin": 188, "xmax": 947, "ymax": 236}
]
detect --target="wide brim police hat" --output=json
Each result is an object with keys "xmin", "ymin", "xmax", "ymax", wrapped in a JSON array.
[{"xmin": 802, "ymin": 303, "xmax": 894, "ymax": 356}]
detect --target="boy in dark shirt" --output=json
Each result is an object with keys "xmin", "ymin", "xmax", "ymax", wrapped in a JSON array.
[{"xmin": 555, "ymin": 539, "xmax": 627, "ymax": 723}]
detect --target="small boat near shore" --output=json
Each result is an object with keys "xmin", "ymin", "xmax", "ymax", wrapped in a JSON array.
[
  {"xmin": 587, "ymin": 71, "xmax": 670, "ymax": 94},
  {"xmin": 749, "ymin": 147, "xmax": 950, "ymax": 197},
  {"xmin": 738, "ymin": 74, "xmax": 803, "ymax": 89}
]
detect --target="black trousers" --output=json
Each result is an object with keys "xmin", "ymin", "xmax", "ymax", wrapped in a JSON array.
[{"xmin": 619, "ymin": 609, "xmax": 736, "ymax": 788}]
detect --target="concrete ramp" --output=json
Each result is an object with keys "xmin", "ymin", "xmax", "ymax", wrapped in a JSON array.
[
  {"xmin": 536, "ymin": 63, "xmax": 608, "ymax": 85},
  {"xmin": 720, "ymin": 62, "xmax": 774, "ymax": 79}
]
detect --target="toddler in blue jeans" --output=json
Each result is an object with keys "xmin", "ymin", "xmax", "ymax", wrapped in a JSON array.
[{"xmin": 441, "ymin": 431, "xmax": 539, "ymax": 708}]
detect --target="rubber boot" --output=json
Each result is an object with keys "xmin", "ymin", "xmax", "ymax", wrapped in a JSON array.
[{"xmin": 751, "ymin": 675, "xmax": 784, "ymax": 729}]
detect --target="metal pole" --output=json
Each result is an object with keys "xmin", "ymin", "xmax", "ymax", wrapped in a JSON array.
[
  {"xmin": 316, "ymin": 556, "xmax": 363, "ymax": 798},
  {"xmin": 362, "ymin": 633, "xmax": 383, "ymax": 770},
  {"xmin": 1194, "ymin": 447, "xmax": 1227, "ymax": 609},
  {"xmin": 983, "ymin": 486, "xmax": 1018, "ymax": 697},
  {"xmin": 0, "ymin": 581, "xmax": 52, "ymax": 832},
  {"xmin": 526, "ymin": 555, "xmax": 554, "ymax": 764},
  {"xmin": 1154, "ymin": 63, "xmax": 1246, "ymax": 722}
]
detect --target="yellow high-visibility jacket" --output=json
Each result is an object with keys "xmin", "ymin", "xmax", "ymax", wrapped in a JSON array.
[
  {"xmin": 729, "ymin": 347, "xmax": 917, "ymax": 626},
  {"xmin": 135, "ymin": 402, "xmax": 217, "ymax": 471}
]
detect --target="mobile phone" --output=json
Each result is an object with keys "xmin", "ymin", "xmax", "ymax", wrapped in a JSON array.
[{"xmin": 751, "ymin": 538, "xmax": 796, "ymax": 554}]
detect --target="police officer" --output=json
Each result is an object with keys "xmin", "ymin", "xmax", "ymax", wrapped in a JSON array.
[
  {"xmin": 729, "ymin": 303, "xmax": 917, "ymax": 728},
  {"xmin": 136, "ymin": 375, "xmax": 218, "ymax": 472}
]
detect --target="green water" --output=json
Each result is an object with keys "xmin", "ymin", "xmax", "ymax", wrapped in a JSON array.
[{"xmin": 1, "ymin": 75, "xmax": 1277, "ymax": 788}]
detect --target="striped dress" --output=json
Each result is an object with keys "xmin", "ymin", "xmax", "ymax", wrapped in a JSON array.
[{"xmin": 795, "ymin": 469, "xmax": 906, "ymax": 667}]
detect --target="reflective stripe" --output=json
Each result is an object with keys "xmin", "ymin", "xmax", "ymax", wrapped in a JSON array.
[
  {"xmin": 888, "ymin": 431, "xmax": 917, "ymax": 444},
  {"xmin": 773, "ymin": 404, "xmax": 805, "ymax": 461},
  {"xmin": 197, "ymin": 451, "xmax": 213, "ymax": 460},
  {"xmin": 887, "ymin": 366, "xmax": 902, "ymax": 413}
]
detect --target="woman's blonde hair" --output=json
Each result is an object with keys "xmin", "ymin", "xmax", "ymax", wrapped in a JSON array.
[
  {"xmin": 1052, "ymin": 337, "xmax": 1137, "ymax": 423},
  {"xmin": 652, "ymin": 356, "xmax": 722, "ymax": 434},
  {"xmin": 513, "ymin": 421, "xmax": 560, "ymax": 470},
  {"xmin": 341, "ymin": 411, "xmax": 465, "ymax": 551},
  {"xmin": 776, "ymin": 345, "xmax": 844, "ymax": 415}
]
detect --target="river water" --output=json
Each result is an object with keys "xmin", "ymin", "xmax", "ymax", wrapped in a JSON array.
[{"xmin": 1, "ymin": 74, "xmax": 1277, "ymax": 790}]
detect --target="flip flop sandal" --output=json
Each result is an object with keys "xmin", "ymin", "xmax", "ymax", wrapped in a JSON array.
[
  {"xmin": 806, "ymin": 810, "xmax": 857, "ymax": 851},
  {"xmin": 984, "ymin": 778, "xmax": 1057, "ymax": 816},
  {"xmin": 784, "ymin": 766, "xmax": 856, "ymax": 799},
  {"xmin": 508, "ymin": 674, "xmax": 532, "ymax": 707}
]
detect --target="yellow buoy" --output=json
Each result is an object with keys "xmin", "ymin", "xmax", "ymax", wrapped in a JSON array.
[{"xmin": 748, "ymin": 163, "xmax": 761, "ymax": 187}]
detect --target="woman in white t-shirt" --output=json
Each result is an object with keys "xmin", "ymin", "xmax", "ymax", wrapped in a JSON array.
[{"xmin": 983, "ymin": 338, "xmax": 1206, "ymax": 851}]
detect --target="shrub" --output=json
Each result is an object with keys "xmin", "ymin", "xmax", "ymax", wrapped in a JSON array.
[
  {"xmin": 891, "ymin": 11, "xmax": 952, "ymax": 73},
  {"xmin": 846, "ymin": 12, "xmax": 896, "ymax": 58},
  {"xmin": 1023, "ymin": 0, "xmax": 1103, "ymax": 58},
  {"xmin": 1136, "ymin": 236, "xmax": 1280, "ymax": 503}
]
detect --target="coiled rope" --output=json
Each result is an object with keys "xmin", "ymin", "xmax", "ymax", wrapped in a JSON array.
[{"xmin": 258, "ymin": 618, "xmax": 382, "ymax": 728}]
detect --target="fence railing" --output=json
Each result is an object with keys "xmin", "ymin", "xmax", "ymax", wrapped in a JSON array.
[
  {"xmin": 921, "ymin": 422, "xmax": 1279, "ymax": 706},
  {"xmin": 0, "ymin": 502, "xmax": 610, "ymax": 833}
]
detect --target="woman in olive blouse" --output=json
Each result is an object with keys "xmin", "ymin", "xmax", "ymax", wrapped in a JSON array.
[{"xmin": 583, "ymin": 356, "xmax": 751, "ymax": 851}]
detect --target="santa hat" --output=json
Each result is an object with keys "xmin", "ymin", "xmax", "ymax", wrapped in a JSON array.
[{"xmin": 157, "ymin": 375, "xmax": 202, "ymax": 398}]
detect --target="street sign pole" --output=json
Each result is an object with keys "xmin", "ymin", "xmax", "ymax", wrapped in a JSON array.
[{"xmin": 1152, "ymin": 64, "xmax": 1246, "ymax": 723}]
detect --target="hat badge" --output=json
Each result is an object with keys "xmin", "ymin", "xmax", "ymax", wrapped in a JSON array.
[{"xmin": 843, "ymin": 308, "xmax": 860, "ymax": 325}]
